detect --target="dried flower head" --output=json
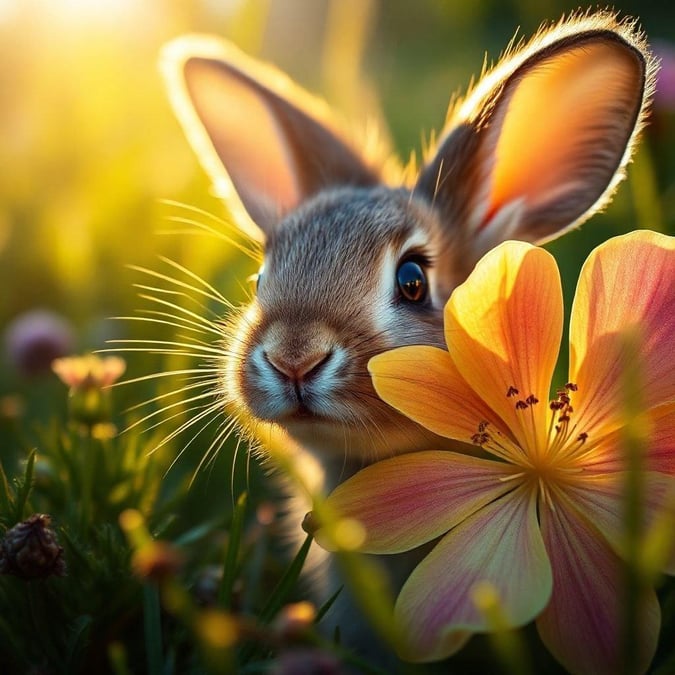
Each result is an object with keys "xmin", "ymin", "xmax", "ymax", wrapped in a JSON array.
[{"xmin": 0, "ymin": 514, "xmax": 66, "ymax": 579}]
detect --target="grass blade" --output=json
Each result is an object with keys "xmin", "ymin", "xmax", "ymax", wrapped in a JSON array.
[
  {"xmin": 14, "ymin": 449, "xmax": 35, "ymax": 522},
  {"xmin": 218, "ymin": 492, "xmax": 247, "ymax": 609}
]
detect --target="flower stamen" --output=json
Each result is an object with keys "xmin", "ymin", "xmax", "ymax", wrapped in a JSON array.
[
  {"xmin": 471, "ymin": 422, "xmax": 526, "ymax": 463},
  {"xmin": 543, "ymin": 383, "xmax": 584, "ymax": 462},
  {"xmin": 499, "ymin": 471, "xmax": 525, "ymax": 482},
  {"xmin": 538, "ymin": 477, "xmax": 556, "ymax": 511},
  {"xmin": 558, "ymin": 429, "xmax": 597, "ymax": 465}
]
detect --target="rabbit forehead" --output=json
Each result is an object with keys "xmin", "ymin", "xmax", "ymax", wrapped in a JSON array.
[{"xmin": 259, "ymin": 186, "xmax": 434, "ymax": 311}]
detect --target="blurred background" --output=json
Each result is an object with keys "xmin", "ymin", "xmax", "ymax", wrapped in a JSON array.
[
  {"xmin": 1, "ymin": 0, "xmax": 674, "ymax": 395},
  {"xmin": 0, "ymin": 1, "xmax": 674, "ymax": 672}
]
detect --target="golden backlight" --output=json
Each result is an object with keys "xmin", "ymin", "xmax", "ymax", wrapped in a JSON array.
[{"xmin": 488, "ymin": 42, "xmax": 641, "ymax": 215}]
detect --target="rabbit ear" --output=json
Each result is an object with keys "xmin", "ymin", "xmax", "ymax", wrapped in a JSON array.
[
  {"xmin": 161, "ymin": 37, "xmax": 379, "ymax": 242},
  {"xmin": 416, "ymin": 13, "xmax": 655, "ymax": 261}
]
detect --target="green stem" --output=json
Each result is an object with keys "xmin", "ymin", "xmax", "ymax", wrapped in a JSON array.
[
  {"xmin": 143, "ymin": 584, "xmax": 163, "ymax": 675},
  {"xmin": 26, "ymin": 583, "xmax": 64, "ymax": 671},
  {"xmin": 218, "ymin": 492, "xmax": 247, "ymax": 609},
  {"xmin": 79, "ymin": 428, "xmax": 94, "ymax": 533}
]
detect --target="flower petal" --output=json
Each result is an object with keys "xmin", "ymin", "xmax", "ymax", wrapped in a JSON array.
[
  {"xmin": 445, "ymin": 242, "xmax": 563, "ymax": 452},
  {"xmin": 321, "ymin": 452, "xmax": 518, "ymax": 554},
  {"xmin": 369, "ymin": 345, "xmax": 509, "ymax": 445},
  {"xmin": 394, "ymin": 485, "xmax": 551, "ymax": 662},
  {"xmin": 579, "ymin": 401, "xmax": 675, "ymax": 475},
  {"xmin": 569, "ymin": 230, "xmax": 675, "ymax": 436},
  {"xmin": 537, "ymin": 490, "xmax": 661, "ymax": 675},
  {"xmin": 562, "ymin": 472, "xmax": 675, "ymax": 575}
]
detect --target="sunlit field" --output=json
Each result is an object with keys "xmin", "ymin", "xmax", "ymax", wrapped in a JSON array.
[{"xmin": 1, "ymin": 1, "xmax": 674, "ymax": 673}]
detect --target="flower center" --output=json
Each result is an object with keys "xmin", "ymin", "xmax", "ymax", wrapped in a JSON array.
[{"xmin": 471, "ymin": 382, "xmax": 591, "ymax": 507}]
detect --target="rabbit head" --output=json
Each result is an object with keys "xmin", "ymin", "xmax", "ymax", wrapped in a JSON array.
[{"xmin": 160, "ymin": 12, "xmax": 655, "ymax": 464}]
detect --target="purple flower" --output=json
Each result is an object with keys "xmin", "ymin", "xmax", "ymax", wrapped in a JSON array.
[
  {"xmin": 654, "ymin": 40, "xmax": 675, "ymax": 110},
  {"xmin": 4, "ymin": 309, "xmax": 75, "ymax": 377}
]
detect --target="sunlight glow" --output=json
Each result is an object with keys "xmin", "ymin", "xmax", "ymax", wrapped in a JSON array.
[{"xmin": 1, "ymin": 0, "xmax": 140, "ymax": 26}]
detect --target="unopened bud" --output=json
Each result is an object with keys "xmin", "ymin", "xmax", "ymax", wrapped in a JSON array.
[{"xmin": 0, "ymin": 514, "xmax": 66, "ymax": 579}]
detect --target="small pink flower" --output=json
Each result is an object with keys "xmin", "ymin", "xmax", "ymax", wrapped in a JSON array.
[
  {"xmin": 52, "ymin": 353, "xmax": 126, "ymax": 390},
  {"xmin": 52, "ymin": 354, "xmax": 126, "ymax": 428}
]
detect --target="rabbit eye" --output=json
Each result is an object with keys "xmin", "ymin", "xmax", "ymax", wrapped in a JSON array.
[{"xmin": 396, "ymin": 259, "xmax": 428, "ymax": 303}]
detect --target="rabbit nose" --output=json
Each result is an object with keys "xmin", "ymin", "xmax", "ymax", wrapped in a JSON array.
[{"xmin": 264, "ymin": 350, "xmax": 332, "ymax": 382}]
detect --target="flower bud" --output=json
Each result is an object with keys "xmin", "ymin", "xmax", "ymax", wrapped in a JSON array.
[{"xmin": 0, "ymin": 514, "xmax": 66, "ymax": 579}]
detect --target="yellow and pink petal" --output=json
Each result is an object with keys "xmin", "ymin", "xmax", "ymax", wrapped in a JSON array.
[
  {"xmin": 445, "ymin": 242, "xmax": 563, "ymax": 454},
  {"xmin": 322, "ymin": 452, "xmax": 520, "ymax": 554},
  {"xmin": 537, "ymin": 489, "xmax": 661, "ymax": 675},
  {"xmin": 578, "ymin": 401, "xmax": 675, "ymax": 476},
  {"xmin": 394, "ymin": 485, "xmax": 551, "ymax": 662},
  {"xmin": 569, "ymin": 230, "xmax": 675, "ymax": 437},
  {"xmin": 560, "ymin": 471, "xmax": 675, "ymax": 575},
  {"xmin": 368, "ymin": 345, "xmax": 510, "ymax": 446}
]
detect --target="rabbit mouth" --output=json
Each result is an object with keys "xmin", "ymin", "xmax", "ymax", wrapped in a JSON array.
[
  {"xmin": 284, "ymin": 403, "xmax": 323, "ymax": 422},
  {"xmin": 276, "ymin": 397, "xmax": 352, "ymax": 425},
  {"xmin": 255, "ymin": 389, "xmax": 377, "ymax": 433}
]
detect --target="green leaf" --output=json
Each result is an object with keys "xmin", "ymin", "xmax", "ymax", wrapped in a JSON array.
[
  {"xmin": 173, "ymin": 517, "xmax": 223, "ymax": 547},
  {"xmin": 0, "ymin": 461, "xmax": 15, "ymax": 522},
  {"xmin": 66, "ymin": 614, "xmax": 93, "ymax": 671},
  {"xmin": 14, "ymin": 449, "xmax": 35, "ymax": 522},
  {"xmin": 239, "ymin": 533, "xmax": 313, "ymax": 664},
  {"xmin": 143, "ymin": 584, "xmax": 163, "ymax": 675},
  {"xmin": 218, "ymin": 491, "xmax": 247, "ymax": 609},
  {"xmin": 258, "ymin": 533, "xmax": 312, "ymax": 625},
  {"xmin": 316, "ymin": 585, "xmax": 343, "ymax": 623}
]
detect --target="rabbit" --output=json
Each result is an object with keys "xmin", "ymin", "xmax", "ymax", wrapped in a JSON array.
[{"xmin": 159, "ymin": 10, "xmax": 655, "ymax": 665}]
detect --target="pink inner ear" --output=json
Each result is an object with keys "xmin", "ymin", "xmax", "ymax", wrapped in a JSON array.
[
  {"xmin": 185, "ymin": 59, "xmax": 301, "ymax": 226},
  {"xmin": 482, "ymin": 41, "xmax": 642, "ymax": 227}
]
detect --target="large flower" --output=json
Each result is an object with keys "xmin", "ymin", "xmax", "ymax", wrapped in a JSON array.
[{"xmin": 320, "ymin": 231, "xmax": 675, "ymax": 674}]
